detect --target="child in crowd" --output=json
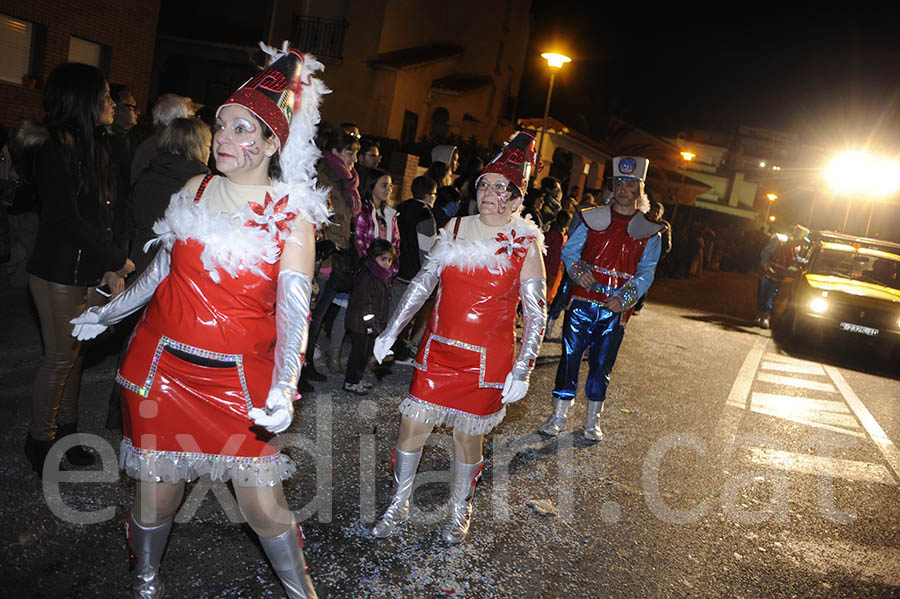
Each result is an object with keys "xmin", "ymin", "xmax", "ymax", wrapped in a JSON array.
[{"xmin": 343, "ymin": 238, "xmax": 396, "ymax": 395}]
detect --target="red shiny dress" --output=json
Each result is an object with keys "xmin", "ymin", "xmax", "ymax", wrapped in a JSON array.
[
  {"xmin": 399, "ymin": 215, "xmax": 539, "ymax": 436},
  {"xmin": 117, "ymin": 176, "xmax": 294, "ymax": 487}
]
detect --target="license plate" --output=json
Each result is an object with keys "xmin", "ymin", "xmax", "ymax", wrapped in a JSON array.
[{"xmin": 840, "ymin": 322, "xmax": 879, "ymax": 336}]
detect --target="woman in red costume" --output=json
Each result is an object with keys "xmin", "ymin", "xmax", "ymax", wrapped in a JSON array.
[
  {"xmin": 371, "ymin": 132, "xmax": 547, "ymax": 543},
  {"xmin": 69, "ymin": 43, "xmax": 329, "ymax": 599}
]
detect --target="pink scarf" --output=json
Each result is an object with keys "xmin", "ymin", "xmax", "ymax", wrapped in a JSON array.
[{"xmin": 322, "ymin": 151, "xmax": 361, "ymax": 216}]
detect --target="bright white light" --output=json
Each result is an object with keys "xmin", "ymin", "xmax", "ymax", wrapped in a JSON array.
[
  {"xmin": 825, "ymin": 151, "xmax": 900, "ymax": 197},
  {"xmin": 759, "ymin": 161, "xmax": 767, "ymax": 167},
  {"xmin": 772, "ymin": 165, "xmax": 782, "ymax": 171},
  {"xmin": 809, "ymin": 298, "xmax": 828, "ymax": 314},
  {"xmin": 541, "ymin": 53, "xmax": 572, "ymax": 69}
]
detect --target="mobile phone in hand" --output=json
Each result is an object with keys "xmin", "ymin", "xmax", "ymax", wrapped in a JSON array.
[{"xmin": 96, "ymin": 284, "xmax": 112, "ymax": 298}]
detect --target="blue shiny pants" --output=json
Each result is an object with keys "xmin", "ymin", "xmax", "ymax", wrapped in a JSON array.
[
  {"xmin": 552, "ymin": 300, "xmax": 625, "ymax": 403},
  {"xmin": 756, "ymin": 276, "xmax": 780, "ymax": 317}
]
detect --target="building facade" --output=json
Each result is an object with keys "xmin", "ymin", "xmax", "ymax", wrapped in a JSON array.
[
  {"xmin": 0, "ymin": 1, "xmax": 161, "ymax": 129},
  {"xmin": 269, "ymin": 0, "xmax": 532, "ymax": 147}
]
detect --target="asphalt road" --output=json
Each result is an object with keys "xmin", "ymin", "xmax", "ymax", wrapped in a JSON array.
[{"xmin": 1, "ymin": 270, "xmax": 898, "ymax": 598}]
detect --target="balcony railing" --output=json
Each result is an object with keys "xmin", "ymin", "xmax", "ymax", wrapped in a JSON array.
[{"xmin": 292, "ymin": 16, "xmax": 348, "ymax": 60}]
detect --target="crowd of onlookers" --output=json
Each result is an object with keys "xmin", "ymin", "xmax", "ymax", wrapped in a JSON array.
[{"xmin": 0, "ymin": 76, "xmax": 777, "ymax": 404}]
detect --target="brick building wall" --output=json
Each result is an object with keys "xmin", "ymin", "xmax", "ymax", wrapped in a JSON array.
[{"xmin": 0, "ymin": 0, "xmax": 161, "ymax": 129}]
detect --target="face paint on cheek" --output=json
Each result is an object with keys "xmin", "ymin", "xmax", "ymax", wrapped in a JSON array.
[
  {"xmin": 497, "ymin": 194, "xmax": 510, "ymax": 214},
  {"xmin": 238, "ymin": 140, "xmax": 261, "ymax": 168}
]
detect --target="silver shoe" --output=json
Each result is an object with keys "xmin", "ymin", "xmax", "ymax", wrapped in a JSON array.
[
  {"xmin": 372, "ymin": 448, "xmax": 422, "ymax": 538},
  {"xmin": 127, "ymin": 514, "xmax": 172, "ymax": 599},
  {"xmin": 584, "ymin": 401, "xmax": 604, "ymax": 442},
  {"xmin": 539, "ymin": 399, "xmax": 573, "ymax": 436},
  {"xmin": 259, "ymin": 522, "xmax": 318, "ymax": 599},
  {"xmin": 441, "ymin": 459, "xmax": 483, "ymax": 544}
]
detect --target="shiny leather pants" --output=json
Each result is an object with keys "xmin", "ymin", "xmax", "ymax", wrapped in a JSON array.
[
  {"xmin": 552, "ymin": 300, "xmax": 625, "ymax": 403},
  {"xmin": 28, "ymin": 275, "xmax": 101, "ymax": 441}
]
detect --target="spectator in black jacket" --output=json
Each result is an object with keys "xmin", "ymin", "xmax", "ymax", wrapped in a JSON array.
[
  {"xmin": 343, "ymin": 239, "xmax": 395, "ymax": 395},
  {"xmin": 24, "ymin": 63, "xmax": 135, "ymax": 476}
]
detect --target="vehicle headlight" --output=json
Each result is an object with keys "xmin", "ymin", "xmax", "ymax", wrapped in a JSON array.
[{"xmin": 809, "ymin": 298, "xmax": 829, "ymax": 313}]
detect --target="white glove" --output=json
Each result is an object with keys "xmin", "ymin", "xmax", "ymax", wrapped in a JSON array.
[
  {"xmin": 373, "ymin": 334, "xmax": 395, "ymax": 364},
  {"xmin": 501, "ymin": 372, "xmax": 529, "ymax": 404},
  {"xmin": 70, "ymin": 308, "xmax": 108, "ymax": 341},
  {"xmin": 248, "ymin": 387, "xmax": 295, "ymax": 434}
]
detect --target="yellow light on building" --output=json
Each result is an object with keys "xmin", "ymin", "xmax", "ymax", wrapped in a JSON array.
[
  {"xmin": 769, "ymin": 215, "xmax": 776, "ymax": 222},
  {"xmin": 680, "ymin": 151, "xmax": 695, "ymax": 161},
  {"xmin": 766, "ymin": 193, "xmax": 777, "ymax": 201}
]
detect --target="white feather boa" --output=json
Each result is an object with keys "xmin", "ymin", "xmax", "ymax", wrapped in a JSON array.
[
  {"xmin": 149, "ymin": 44, "xmax": 332, "ymax": 284},
  {"xmin": 424, "ymin": 215, "xmax": 545, "ymax": 276},
  {"xmin": 152, "ymin": 187, "xmax": 284, "ymax": 283}
]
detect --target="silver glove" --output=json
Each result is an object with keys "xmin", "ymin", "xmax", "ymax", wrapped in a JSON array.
[
  {"xmin": 251, "ymin": 269, "xmax": 313, "ymax": 434},
  {"xmin": 379, "ymin": 261, "xmax": 441, "ymax": 343},
  {"xmin": 70, "ymin": 241, "xmax": 172, "ymax": 340},
  {"xmin": 271, "ymin": 268, "xmax": 313, "ymax": 395},
  {"xmin": 511, "ymin": 277, "xmax": 547, "ymax": 384}
]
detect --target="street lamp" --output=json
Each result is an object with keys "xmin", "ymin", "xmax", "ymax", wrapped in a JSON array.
[
  {"xmin": 764, "ymin": 193, "xmax": 777, "ymax": 224},
  {"xmin": 824, "ymin": 151, "xmax": 900, "ymax": 233},
  {"xmin": 672, "ymin": 151, "xmax": 695, "ymax": 222},
  {"xmin": 536, "ymin": 52, "xmax": 572, "ymax": 176}
]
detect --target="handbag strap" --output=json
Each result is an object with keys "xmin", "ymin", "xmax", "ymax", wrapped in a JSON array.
[{"xmin": 452, "ymin": 216, "xmax": 461, "ymax": 240}]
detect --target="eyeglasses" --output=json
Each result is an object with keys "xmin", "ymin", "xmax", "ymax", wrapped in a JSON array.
[{"xmin": 476, "ymin": 180, "xmax": 511, "ymax": 196}]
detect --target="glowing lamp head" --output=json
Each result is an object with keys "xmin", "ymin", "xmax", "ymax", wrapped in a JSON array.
[
  {"xmin": 767, "ymin": 193, "xmax": 778, "ymax": 201},
  {"xmin": 680, "ymin": 151, "xmax": 695, "ymax": 161},
  {"xmin": 768, "ymin": 215, "xmax": 776, "ymax": 222},
  {"xmin": 541, "ymin": 53, "xmax": 572, "ymax": 69}
]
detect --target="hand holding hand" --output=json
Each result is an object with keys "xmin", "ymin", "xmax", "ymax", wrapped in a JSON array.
[
  {"xmin": 70, "ymin": 308, "xmax": 108, "ymax": 341},
  {"xmin": 373, "ymin": 334, "xmax": 395, "ymax": 364},
  {"xmin": 249, "ymin": 386, "xmax": 295, "ymax": 434},
  {"xmin": 501, "ymin": 372, "xmax": 529, "ymax": 404}
]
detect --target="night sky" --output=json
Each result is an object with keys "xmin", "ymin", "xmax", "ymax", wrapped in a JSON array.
[{"xmin": 517, "ymin": 3, "xmax": 900, "ymax": 152}]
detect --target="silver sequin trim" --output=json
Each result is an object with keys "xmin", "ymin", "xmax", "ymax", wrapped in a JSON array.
[
  {"xmin": 415, "ymin": 333, "xmax": 504, "ymax": 389},
  {"xmin": 116, "ymin": 335, "xmax": 253, "ymax": 412}
]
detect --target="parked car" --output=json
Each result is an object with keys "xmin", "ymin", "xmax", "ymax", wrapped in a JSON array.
[{"xmin": 779, "ymin": 231, "xmax": 900, "ymax": 354}]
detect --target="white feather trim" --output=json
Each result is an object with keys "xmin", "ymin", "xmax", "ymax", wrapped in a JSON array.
[
  {"xmin": 271, "ymin": 50, "xmax": 332, "ymax": 232},
  {"xmin": 424, "ymin": 215, "xmax": 544, "ymax": 276},
  {"xmin": 153, "ymin": 188, "xmax": 281, "ymax": 283}
]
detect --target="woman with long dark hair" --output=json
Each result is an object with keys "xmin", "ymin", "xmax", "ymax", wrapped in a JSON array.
[
  {"xmin": 23, "ymin": 62, "xmax": 135, "ymax": 476},
  {"xmin": 355, "ymin": 167, "xmax": 400, "ymax": 261}
]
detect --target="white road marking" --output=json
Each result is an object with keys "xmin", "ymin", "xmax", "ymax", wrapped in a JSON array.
[
  {"xmin": 762, "ymin": 352, "xmax": 818, "ymax": 366},
  {"xmin": 750, "ymin": 393, "xmax": 861, "ymax": 431},
  {"xmin": 718, "ymin": 337, "xmax": 768, "ymax": 451},
  {"xmin": 750, "ymin": 392, "xmax": 851, "ymax": 414},
  {"xmin": 747, "ymin": 446, "xmax": 896, "ymax": 486},
  {"xmin": 757, "ymin": 372, "xmax": 838, "ymax": 393},
  {"xmin": 824, "ymin": 365, "xmax": 900, "ymax": 483},
  {"xmin": 760, "ymin": 360, "xmax": 826, "ymax": 376}
]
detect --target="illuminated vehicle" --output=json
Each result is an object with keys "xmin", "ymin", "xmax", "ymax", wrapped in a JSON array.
[{"xmin": 780, "ymin": 231, "xmax": 900, "ymax": 353}]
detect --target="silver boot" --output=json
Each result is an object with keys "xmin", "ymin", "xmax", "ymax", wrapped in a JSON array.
[
  {"xmin": 584, "ymin": 400, "xmax": 604, "ymax": 441},
  {"xmin": 372, "ymin": 448, "xmax": 422, "ymax": 538},
  {"xmin": 127, "ymin": 513, "xmax": 172, "ymax": 599},
  {"xmin": 258, "ymin": 522, "xmax": 318, "ymax": 599},
  {"xmin": 539, "ymin": 399, "xmax": 573, "ymax": 436},
  {"xmin": 441, "ymin": 459, "xmax": 483, "ymax": 544}
]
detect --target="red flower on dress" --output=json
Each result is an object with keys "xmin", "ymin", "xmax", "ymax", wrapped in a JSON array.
[
  {"xmin": 495, "ymin": 229, "xmax": 533, "ymax": 259},
  {"xmin": 244, "ymin": 193, "xmax": 296, "ymax": 235}
]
